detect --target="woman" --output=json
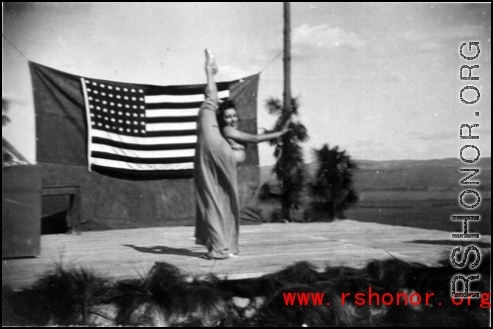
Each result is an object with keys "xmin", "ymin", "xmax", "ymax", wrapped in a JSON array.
[
  {"xmin": 194, "ymin": 49, "xmax": 288, "ymax": 260},
  {"xmin": 218, "ymin": 100, "xmax": 288, "ymax": 165}
]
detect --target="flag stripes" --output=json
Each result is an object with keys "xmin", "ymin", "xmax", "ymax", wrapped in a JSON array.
[
  {"xmin": 92, "ymin": 152, "xmax": 194, "ymax": 164},
  {"xmin": 146, "ymin": 116, "xmax": 197, "ymax": 123},
  {"xmin": 82, "ymin": 78, "xmax": 231, "ymax": 174},
  {"xmin": 91, "ymin": 137, "xmax": 196, "ymax": 151},
  {"xmin": 91, "ymin": 144, "xmax": 195, "ymax": 159}
]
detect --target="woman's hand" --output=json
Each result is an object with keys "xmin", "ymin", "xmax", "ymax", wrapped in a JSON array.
[
  {"xmin": 274, "ymin": 127, "xmax": 290, "ymax": 145},
  {"xmin": 276, "ymin": 118, "xmax": 292, "ymax": 138},
  {"xmin": 278, "ymin": 127, "xmax": 291, "ymax": 138}
]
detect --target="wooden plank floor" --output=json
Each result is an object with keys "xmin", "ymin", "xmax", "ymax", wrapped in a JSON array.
[{"xmin": 3, "ymin": 220, "xmax": 491, "ymax": 290}]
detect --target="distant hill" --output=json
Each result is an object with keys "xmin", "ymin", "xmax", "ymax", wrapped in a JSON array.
[{"xmin": 260, "ymin": 157, "xmax": 491, "ymax": 192}]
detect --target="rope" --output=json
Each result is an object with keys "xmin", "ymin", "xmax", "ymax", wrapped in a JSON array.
[
  {"xmin": 3, "ymin": 31, "xmax": 284, "ymax": 78},
  {"xmin": 43, "ymin": 15, "xmax": 69, "ymax": 60},
  {"xmin": 2, "ymin": 34, "xmax": 29, "ymax": 61},
  {"xmin": 259, "ymin": 50, "xmax": 283, "ymax": 74}
]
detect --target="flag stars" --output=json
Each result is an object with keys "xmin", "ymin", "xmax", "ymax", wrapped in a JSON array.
[{"xmin": 86, "ymin": 82, "xmax": 200, "ymax": 139}]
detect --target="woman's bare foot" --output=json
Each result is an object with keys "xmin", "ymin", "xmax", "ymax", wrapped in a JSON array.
[{"xmin": 205, "ymin": 49, "xmax": 218, "ymax": 75}]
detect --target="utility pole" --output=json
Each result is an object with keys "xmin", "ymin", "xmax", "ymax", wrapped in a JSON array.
[{"xmin": 283, "ymin": 2, "xmax": 291, "ymax": 114}]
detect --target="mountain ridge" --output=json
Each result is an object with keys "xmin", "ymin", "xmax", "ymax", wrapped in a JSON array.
[{"xmin": 260, "ymin": 157, "xmax": 491, "ymax": 192}]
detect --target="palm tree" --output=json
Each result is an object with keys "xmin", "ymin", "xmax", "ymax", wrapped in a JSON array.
[
  {"xmin": 306, "ymin": 144, "xmax": 358, "ymax": 221},
  {"xmin": 265, "ymin": 97, "xmax": 309, "ymax": 222}
]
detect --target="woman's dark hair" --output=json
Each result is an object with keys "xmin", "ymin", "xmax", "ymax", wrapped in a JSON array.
[{"xmin": 217, "ymin": 100, "xmax": 237, "ymax": 128}]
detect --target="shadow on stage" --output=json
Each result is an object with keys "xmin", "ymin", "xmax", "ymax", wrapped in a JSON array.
[{"xmin": 123, "ymin": 244, "xmax": 204, "ymax": 258}]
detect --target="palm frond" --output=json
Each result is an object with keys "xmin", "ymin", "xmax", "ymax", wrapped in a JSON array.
[
  {"xmin": 308, "ymin": 144, "xmax": 359, "ymax": 220},
  {"xmin": 265, "ymin": 97, "xmax": 283, "ymax": 115},
  {"xmin": 290, "ymin": 97, "xmax": 300, "ymax": 115}
]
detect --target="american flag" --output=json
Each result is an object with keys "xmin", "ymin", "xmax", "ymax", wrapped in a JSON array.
[{"xmin": 80, "ymin": 77, "xmax": 250, "ymax": 177}]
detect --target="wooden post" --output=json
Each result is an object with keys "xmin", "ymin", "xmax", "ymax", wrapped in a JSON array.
[{"xmin": 283, "ymin": 2, "xmax": 291, "ymax": 114}]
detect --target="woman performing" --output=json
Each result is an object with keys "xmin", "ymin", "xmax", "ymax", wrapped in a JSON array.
[
  {"xmin": 218, "ymin": 99, "xmax": 289, "ymax": 165},
  {"xmin": 194, "ymin": 49, "xmax": 289, "ymax": 260}
]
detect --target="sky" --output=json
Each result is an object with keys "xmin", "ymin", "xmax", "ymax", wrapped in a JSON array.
[{"xmin": 2, "ymin": 2, "xmax": 491, "ymax": 166}]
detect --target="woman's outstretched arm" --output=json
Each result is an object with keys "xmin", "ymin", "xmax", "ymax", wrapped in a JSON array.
[{"xmin": 222, "ymin": 126, "xmax": 289, "ymax": 144}]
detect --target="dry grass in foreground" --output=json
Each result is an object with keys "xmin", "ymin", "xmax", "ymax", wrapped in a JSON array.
[{"xmin": 2, "ymin": 251, "xmax": 490, "ymax": 327}]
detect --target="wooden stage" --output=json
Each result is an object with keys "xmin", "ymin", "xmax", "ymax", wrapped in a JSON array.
[{"xmin": 3, "ymin": 220, "xmax": 491, "ymax": 290}]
